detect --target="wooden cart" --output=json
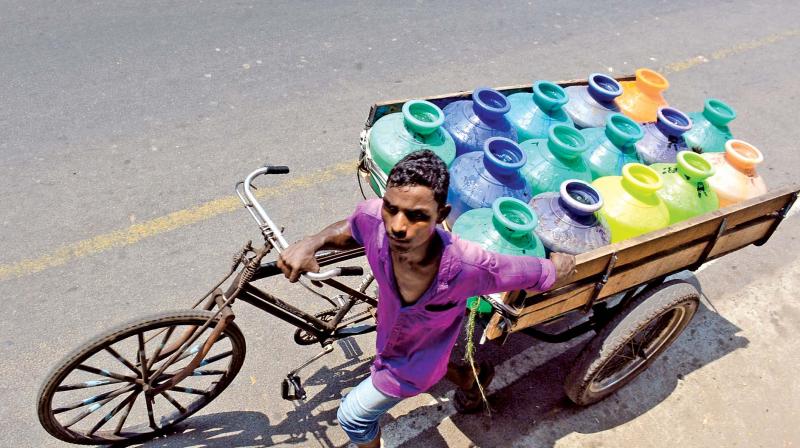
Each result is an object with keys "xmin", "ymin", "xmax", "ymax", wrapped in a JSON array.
[{"xmin": 357, "ymin": 77, "xmax": 800, "ymax": 404}]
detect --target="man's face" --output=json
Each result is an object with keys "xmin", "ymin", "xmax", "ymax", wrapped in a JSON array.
[{"xmin": 381, "ymin": 185, "xmax": 449, "ymax": 254}]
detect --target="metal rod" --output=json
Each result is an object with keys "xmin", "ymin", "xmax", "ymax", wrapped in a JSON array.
[{"xmin": 288, "ymin": 344, "xmax": 334, "ymax": 377}]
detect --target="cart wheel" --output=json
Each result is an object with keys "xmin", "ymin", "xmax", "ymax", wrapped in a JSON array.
[
  {"xmin": 564, "ymin": 279, "xmax": 699, "ymax": 406},
  {"xmin": 37, "ymin": 310, "xmax": 246, "ymax": 445}
]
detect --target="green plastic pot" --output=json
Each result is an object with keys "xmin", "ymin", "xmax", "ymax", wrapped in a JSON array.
[{"xmin": 651, "ymin": 151, "xmax": 719, "ymax": 224}]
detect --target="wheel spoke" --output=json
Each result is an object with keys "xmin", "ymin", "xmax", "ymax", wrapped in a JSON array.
[
  {"xmin": 149, "ymin": 324, "xmax": 216, "ymax": 380},
  {"xmin": 144, "ymin": 392, "xmax": 158, "ymax": 429},
  {"xmin": 39, "ymin": 311, "xmax": 244, "ymax": 445},
  {"xmin": 54, "ymin": 384, "xmax": 137, "ymax": 414},
  {"xmin": 104, "ymin": 346, "xmax": 141, "ymax": 376},
  {"xmin": 57, "ymin": 378, "xmax": 124, "ymax": 392},
  {"xmin": 87, "ymin": 389, "xmax": 140, "ymax": 435},
  {"xmin": 199, "ymin": 350, "xmax": 232, "ymax": 367},
  {"xmin": 62, "ymin": 396, "xmax": 117, "ymax": 428},
  {"xmin": 148, "ymin": 334, "xmax": 230, "ymax": 382},
  {"xmin": 628, "ymin": 340, "xmax": 643, "ymax": 359},
  {"xmin": 76, "ymin": 365, "xmax": 139, "ymax": 384},
  {"xmin": 156, "ymin": 335, "xmax": 229, "ymax": 369},
  {"xmin": 137, "ymin": 332, "xmax": 149, "ymax": 382},
  {"xmin": 146, "ymin": 325, "xmax": 176, "ymax": 371},
  {"xmin": 190, "ymin": 369, "xmax": 226, "ymax": 376},
  {"xmin": 158, "ymin": 368, "xmax": 226, "ymax": 382},
  {"xmin": 170, "ymin": 386, "xmax": 210, "ymax": 396},
  {"xmin": 160, "ymin": 391, "xmax": 187, "ymax": 413},
  {"xmin": 113, "ymin": 391, "xmax": 139, "ymax": 435}
]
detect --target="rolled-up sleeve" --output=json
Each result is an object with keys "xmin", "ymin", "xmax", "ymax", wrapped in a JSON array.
[
  {"xmin": 466, "ymin": 248, "xmax": 557, "ymax": 297},
  {"xmin": 346, "ymin": 199, "xmax": 383, "ymax": 246}
]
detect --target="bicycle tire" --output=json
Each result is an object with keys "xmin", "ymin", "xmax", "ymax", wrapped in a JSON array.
[
  {"xmin": 564, "ymin": 280, "xmax": 699, "ymax": 405},
  {"xmin": 37, "ymin": 310, "xmax": 246, "ymax": 445}
]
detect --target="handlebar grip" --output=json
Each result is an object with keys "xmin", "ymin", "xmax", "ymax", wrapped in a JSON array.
[
  {"xmin": 265, "ymin": 165, "xmax": 290, "ymax": 174},
  {"xmin": 338, "ymin": 266, "xmax": 364, "ymax": 277}
]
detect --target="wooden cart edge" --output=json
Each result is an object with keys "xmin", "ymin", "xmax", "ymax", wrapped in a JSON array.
[{"xmin": 485, "ymin": 183, "xmax": 800, "ymax": 340}]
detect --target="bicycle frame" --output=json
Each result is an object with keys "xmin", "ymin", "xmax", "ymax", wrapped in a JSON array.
[
  {"xmin": 154, "ymin": 164, "xmax": 381, "ymax": 391},
  {"xmin": 228, "ymin": 247, "xmax": 378, "ymax": 344}
]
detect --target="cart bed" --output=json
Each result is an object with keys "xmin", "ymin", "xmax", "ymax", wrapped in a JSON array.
[{"xmin": 358, "ymin": 77, "xmax": 800, "ymax": 340}]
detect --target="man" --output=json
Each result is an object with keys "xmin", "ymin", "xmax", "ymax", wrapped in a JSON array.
[{"xmin": 277, "ymin": 150, "xmax": 575, "ymax": 447}]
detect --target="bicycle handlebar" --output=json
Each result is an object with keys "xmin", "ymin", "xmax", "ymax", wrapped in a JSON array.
[
  {"xmin": 264, "ymin": 165, "xmax": 290, "ymax": 175},
  {"xmin": 236, "ymin": 164, "xmax": 358, "ymax": 281}
]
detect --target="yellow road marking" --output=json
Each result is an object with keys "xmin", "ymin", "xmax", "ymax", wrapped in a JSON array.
[
  {"xmin": 3, "ymin": 28, "xmax": 799, "ymax": 282},
  {"xmin": 660, "ymin": 29, "xmax": 800, "ymax": 74},
  {"xmin": 0, "ymin": 161, "xmax": 356, "ymax": 281}
]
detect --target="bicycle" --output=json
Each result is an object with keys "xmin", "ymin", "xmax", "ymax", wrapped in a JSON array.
[{"xmin": 36, "ymin": 165, "xmax": 380, "ymax": 445}]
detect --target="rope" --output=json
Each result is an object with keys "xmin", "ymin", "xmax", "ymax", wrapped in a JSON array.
[{"xmin": 463, "ymin": 298, "xmax": 491, "ymax": 415}]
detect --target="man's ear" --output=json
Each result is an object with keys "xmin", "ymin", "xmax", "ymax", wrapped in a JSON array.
[{"xmin": 437, "ymin": 204, "xmax": 451, "ymax": 223}]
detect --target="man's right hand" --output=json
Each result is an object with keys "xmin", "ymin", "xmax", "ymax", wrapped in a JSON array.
[
  {"xmin": 550, "ymin": 252, "xmax": 577, "ymax": 281},
  {"xmin": 277, "ymin": 237, "xmax": 321, "ymax": 282}
]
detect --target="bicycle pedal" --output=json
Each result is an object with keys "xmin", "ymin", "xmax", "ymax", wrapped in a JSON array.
[{"xmin": 281, "ymin": 374, "xmax": 306, "ymax": 401}]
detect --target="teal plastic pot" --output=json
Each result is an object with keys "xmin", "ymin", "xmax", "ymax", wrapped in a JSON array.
[
  {"xmin": 452, "ymin": 196, "xmax": 546, "ymax": 258},
  {"xmin": 367, "ymin": 100, "xmax": 456, "ymax": 194},
  {"xmin": 519, "ymin": 124, "xmax": 592, "ymax": 196},
  {"xmin": 683, "ymin": 98, "xmax": 736, "ymax": 153},
  {"xmin": 582, "ymin": 113, "xmax": 644, "ymax": 179},
  {"xmin": 506, "ymin": 81, "xmax": 574, "ymax": 142},
  {"xmin": 452, "ymin": 197, "xmax": 546, "ymax": 313}
]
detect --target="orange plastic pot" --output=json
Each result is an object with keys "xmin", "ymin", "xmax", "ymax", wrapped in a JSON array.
[
  {"xmin": 616, "ymin": 68, "xmax": 670, "ymax": 123},
  {"xmin": 702, "ymin": 139, "xmax": 768, "ymax": 208}
]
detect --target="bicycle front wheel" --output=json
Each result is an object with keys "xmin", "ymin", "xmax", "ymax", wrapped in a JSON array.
[{"xmin": 37, "ymin": 310, "xmax": 246, "ymax": 445}]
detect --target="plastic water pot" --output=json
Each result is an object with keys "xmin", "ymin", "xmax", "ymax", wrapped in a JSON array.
[
  {"xmin": 683, "ymin": 98, "xmax": 736, "ymax": 153},
  {"xmin": 519, "ymin": 124, "xmax": 592, "ymax": 196},
  {"xmin": 452, "ymin": 197, "xmax": 546, "ymax": 314},
  {"xmin": 529, "ymin": 180, "xmax": 611, "ymax": 255},
  {"xmin": 651, "ymin": 151, "xmax": 719, "ymax": 224},
  {"xmin": 442, "ymin": 87, "xmax": 517, "ymax": 158},
  {"xmin": 592, "ymin": 163, "xmax": 670, "ymax": 242},
  {"xmin": 702, "ymin": 139, "xmax": 767, "ymax": 207},
  {"xmin": 506, "ymin": 81, "xmax": 573, "ymax": 142},
  {"xmin": 563, "ymin": 73, "xmax": 623, "ymax": 129},
  {"xmin": 582, "ymin": 113, "xmax": 644, "ymax": 179},
  {"xmin": 367, "ymin": 100, "xmax": 456, "ymax": 194},
  {"xmin": 452, "ymin": 197, "xmax": 546, "ymax": 258},
  {"xmin": 636, "ymin": 107, "xmax": 693, "ymax": 165},
  {"xmin": 616, "ymin": 68, "xmax": 670, "ymax": 123},
  {"xmin": 446, "ymin": 137, "xmax": 532, "ymax": 227}
]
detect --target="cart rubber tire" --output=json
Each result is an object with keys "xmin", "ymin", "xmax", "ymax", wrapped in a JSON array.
[
  {"xmin": 564, "ymin": 279, "xmax": 699, "ymax": 406},
  {"xmin": 37, "ymin": 310, "xmax": 246, "ymax": 445}
]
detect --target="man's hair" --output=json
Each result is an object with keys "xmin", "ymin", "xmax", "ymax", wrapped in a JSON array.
[{"xmin": 386, "ymin": 150, "xmax": 450, "ymax": 208}]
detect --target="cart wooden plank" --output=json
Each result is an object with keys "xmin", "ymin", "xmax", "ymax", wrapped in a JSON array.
[
  {"xmin": 363, "ymin": 76, "xmax": 637, "ymax": 128},
  {"xmin": 485, "ymin": 183, "xmax": 799, "ymax": 340}
]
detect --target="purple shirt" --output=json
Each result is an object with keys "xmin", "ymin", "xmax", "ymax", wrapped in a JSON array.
[{"xmin": 347, "ymin": 199, "xmax": 556, "ymax": 398}]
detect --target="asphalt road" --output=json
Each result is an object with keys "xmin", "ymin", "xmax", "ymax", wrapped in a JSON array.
[{"xmin": 2, "ymin": 1, "xmax": 799, "ymax": 447}]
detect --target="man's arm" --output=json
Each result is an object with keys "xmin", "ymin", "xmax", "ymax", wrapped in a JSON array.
[
  {"xmin": 277, "ymin": 219, "xmax": 360, "ymax": 282},
  {"xmin": 468, "ymin": 249, "xmax": 576, "ymax": 297}
]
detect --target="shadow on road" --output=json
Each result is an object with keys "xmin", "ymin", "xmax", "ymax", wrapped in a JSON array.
[
  {"xmin": 117, "ymin": 344, "xmax": 373, "ymax": 448},
  {"xmin": 396, "ymin": 275, "xmax": 749, "ymax": 447},
  {"xmin": 111, "ymin": 274, "xmax": 747, "ymax": 448}
]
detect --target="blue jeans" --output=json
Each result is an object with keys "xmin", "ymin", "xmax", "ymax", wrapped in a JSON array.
[{"xmin": 337, "ymin": 376, "xmax": 403, "ymax": 445}]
